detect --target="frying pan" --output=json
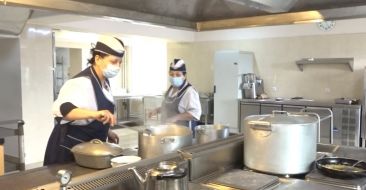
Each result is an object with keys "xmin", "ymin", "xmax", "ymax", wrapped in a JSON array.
[{"xmin": 316, "ymin": 157, "xmax": 366, "ymax": 179}]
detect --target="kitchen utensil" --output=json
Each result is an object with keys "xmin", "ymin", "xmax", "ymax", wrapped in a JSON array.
[
  {"xmin": 316, "ymin": 157, "xmax": 366, "ymax": 179},
  {"xmin": 244, "ymin": 111, "xmax": 319, "ymax": 175},
  {"xmin": 138, "ymin": 124, "xmax": 192, "ymax": 159},
  {"xmin": 129, "ymin": 161, "xmax": 188, "ymax": 190},
  {"xmin": 195, "ymin": 124, "xmax": 229, "ymax": 144},
  {"xmin": 71, "ymin": 139, "xmax": 123, "ymax": 169}
]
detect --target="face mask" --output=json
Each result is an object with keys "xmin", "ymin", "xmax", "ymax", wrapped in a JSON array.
[
  {"xmin": 170, "ymin": 76, "xmax": 184, "ymax": 87},
  {"xmin": 103, "ymin": 63, "xmax": 120, "ymax": 78}
]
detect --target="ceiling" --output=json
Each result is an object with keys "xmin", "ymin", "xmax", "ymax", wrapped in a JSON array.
[
  {"xmin": 3, "ymin": 0, "xmax": 366, "ymax": 33},
  {"xmin": 71, "ymin": 0, "xmax": 366, "ymax": 22}
]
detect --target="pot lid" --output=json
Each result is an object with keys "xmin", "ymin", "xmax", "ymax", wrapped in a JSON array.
[
  {"xmin": 247, "ymin": 112, "xmax": 318, "ymax": 125},
  {"xmin": 71, "ymin": 139, "xmax": 123, "ymax": 156}
]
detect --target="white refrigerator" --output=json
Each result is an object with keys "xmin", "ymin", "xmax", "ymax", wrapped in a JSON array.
[{"xmin": 214, "ymin": 50, "xmax": 254, "ymax": 132}]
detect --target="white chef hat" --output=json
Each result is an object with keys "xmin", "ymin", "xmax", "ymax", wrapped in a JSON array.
[
  {"xmin": 169, "ymin": 59, "xmax": 186, "ymax": 72},
  {"xmin": 94, "ymin": 36, "xmax": 125, "ymax": 58}
]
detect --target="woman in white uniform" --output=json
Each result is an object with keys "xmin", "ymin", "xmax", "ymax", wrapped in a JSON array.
[
  {"xmin": 44, "ymin": 36, "xmax": 124, "ymax": 165},
  {"xmin": 150, "ymin": 59, "xmax": 201, "ymax": 132}
]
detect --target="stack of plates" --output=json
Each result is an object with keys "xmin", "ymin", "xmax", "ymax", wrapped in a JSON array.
[{"xmin": 111, "ymin": 156, "xmax": 141, "ymax": 167}]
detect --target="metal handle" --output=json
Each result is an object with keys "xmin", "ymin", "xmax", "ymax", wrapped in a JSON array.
[
  {"xmin": 249, "ymin": 121, "xmax": 272, "ymax": 131},
  {"xmin": 161, "ymin": 137, "xmax": 175, "ymax": 144},
  {"xmin": 301, "ymin": 107, "xmax": 333, "ymax": 144},
  {"xmin": 302, "ymin": 112, "xmax": 321, "ymax": 143},
  {"xmin": 272, "ymin": 110, "xmax": 288, "ymax": 115},
  {"xmin": 90, "ymin": 139, "xmax": 103, "ymax": 144}
]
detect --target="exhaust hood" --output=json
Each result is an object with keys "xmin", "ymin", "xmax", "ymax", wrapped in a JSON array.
[{"xmin": 0, "ymin": 5, "xmax": 31, "ymax": 36}]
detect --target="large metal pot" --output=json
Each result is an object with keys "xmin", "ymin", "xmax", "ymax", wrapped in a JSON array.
[
  {"xmin": 71, "ymin": 139, "xmax": 123, "ymax": 169},
  {"xmin": 243, "ymin": 111, "xmax": 319, "ymax": 175},
  {"xmin": 195, "ymin": 124, "xmax": 229, "ymax": 144},
  {"xmin": 138, "ymin": 125, "xmax": 192, "ymax": 159}
]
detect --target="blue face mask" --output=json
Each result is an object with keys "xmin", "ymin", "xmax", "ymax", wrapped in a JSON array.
[
  {"xmin": 170, "ymin": 76, "xmax": 184, "ymax": 87},
  {"xmin": 103, "ymin": 63, "xmax": 120, "ymax": 78}
]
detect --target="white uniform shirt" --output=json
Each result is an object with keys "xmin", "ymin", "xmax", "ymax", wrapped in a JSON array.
[
  {"xmin": 52, "ymin": 76, "xmax": 114, "ymax": 125},
  {"xmin": 167, "ymin": 82, "xmax": 202, "ymax": 120}
]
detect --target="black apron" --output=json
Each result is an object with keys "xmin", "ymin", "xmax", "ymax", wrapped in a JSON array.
[
  {"xmin": 161, "ymin": 82, "xmax": 198, "ymax": 136},
  {"xmin": 43, "ymin": 66, "xmax": 115, "ymax": 166}
]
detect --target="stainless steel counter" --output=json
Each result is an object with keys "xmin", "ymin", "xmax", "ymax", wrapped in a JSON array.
[
  {"xmin": 240, "ymin": 98, "xmax": 361, "ymax": 108},
  {"xmin": 1, "ymin": 135, "xmax": 366, "ymax": 190},
  {"xmin": 0, "ymin": 163, "xmax": 96, "ymax": 190}
]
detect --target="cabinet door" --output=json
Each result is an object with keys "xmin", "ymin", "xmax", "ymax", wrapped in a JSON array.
[
  {"xmin": 239, "ymin": 103, "xmax": 260, "ymax": 132},
  {"xmin": 332, "ymin": 106, "xmax": 361, "ymax": 146},
  {"xmin": 260, "ymin": 104, "xmax": 282, "ymax": 115}
]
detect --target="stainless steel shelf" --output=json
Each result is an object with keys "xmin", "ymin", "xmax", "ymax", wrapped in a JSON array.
[{"xmin": 296, "ymin": 58, "xmax": 354, "ymax": 72}]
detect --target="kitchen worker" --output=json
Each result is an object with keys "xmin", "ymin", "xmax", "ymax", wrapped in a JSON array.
[
  {"xmin": 150, "ymin": 59, "xmax": 202, "ymax": 133},
  {"xmin": 43, "ymin": 36, "xmax": 125, "ymax": 165}
]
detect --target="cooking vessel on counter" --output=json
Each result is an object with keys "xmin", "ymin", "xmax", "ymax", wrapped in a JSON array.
[
  {"xmin": 316, "ymin": 157, "xmax": 366, "ymax": 179},
  {"xmin": 71, "ymin": 139, "xmax": 124, "ymax": 169},
  {"xmin": 243, "ymin": 111, "xmax": 319, "ymax": 175},
  {"xmin": 195, "ymin": 124, "xmax": 229, "ymax": 144},
  {"xmin": 138, "ymin": 125, "xmax": 192, "ymax": 159},
  {"xmin": 129, "ymin": 161, "xmax": 188, "ymax": 190}
]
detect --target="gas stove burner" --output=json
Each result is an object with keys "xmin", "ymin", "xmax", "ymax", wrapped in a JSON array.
[{"xmin": 306, "ymin": 168, "xmax": 366, "ymax": 190}]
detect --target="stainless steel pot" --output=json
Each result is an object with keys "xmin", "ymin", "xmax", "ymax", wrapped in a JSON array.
[
  {"xmin": 243, "ymin": 111, "xmax": 319, "ymax": 175},
  {"xmin": 138, "ymin": 125, "xmax": 192, "ymax": 159},
  {"xmin": 71, "ymin": 139, "xmax": 123, "ymax": 169},
  {"xmin": 129, "ymin": 161, "xmax": 188, "ymax": 190},
  {"xmin": 195, "ymin": 124, "xmax": 229, "ymax": 144}
]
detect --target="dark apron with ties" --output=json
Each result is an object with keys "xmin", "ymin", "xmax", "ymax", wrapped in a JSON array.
[
  {"xmin": 43, "ymin": 66, "xmax": 114, "ymax": 166},
  {"xmin": 161, "ymin": 82, "xmax": 198, "ymax": 136}
]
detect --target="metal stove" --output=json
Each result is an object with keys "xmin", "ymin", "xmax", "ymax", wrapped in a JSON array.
[{"xmin": 306, "ymin": 169, "xmax": 366, "ymax": 190}]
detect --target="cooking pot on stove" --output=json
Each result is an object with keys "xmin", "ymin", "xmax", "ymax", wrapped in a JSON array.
[
  {"xmin": 129, "ymin": 161, "xmax": 188, "ymax": 190},
  {"xmin": 71, "ymin": 139, "xmax": 123, "ymax": 169},
  {"xmin": 243, "ymin": 111, "xmax": 319, "ymax": 175},
  {"xmin": 138, "ymin": 125, "xmax": 192, "ymax": 159}
]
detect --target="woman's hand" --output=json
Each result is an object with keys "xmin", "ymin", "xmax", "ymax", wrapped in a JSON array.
[
  {"xmin": 94, "ymin": 110, "xmax": 116, "ymax": 126},
  {"xmin": 148, "ymin": 108, "xmax": 161, "ymax": 119},
  {"xmin": 108, "ymin": 130, "xmax": 119, "ymax": 144}
]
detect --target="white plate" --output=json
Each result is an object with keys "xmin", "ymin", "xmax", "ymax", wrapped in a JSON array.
[{"xmin": 111, "ymin": 156, "xmax": 141, "ymax": 167}]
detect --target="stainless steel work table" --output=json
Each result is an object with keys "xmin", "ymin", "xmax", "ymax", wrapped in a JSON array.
[{"xmin": 1, "ymin": 134, "xmax": 366, "ymax": 190}]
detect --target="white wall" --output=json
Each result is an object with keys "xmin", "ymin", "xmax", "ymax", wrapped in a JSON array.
[
  {"xmin": 20, "ymin": 25, "xmax": 54, "ymax": 168},
  {"xmin": 54, "ymin": 31, "xmax": 168, "ymax": 96},
  {"xmin": 168, "ymin": 19, "xmax": 366, "ymax": 101},
  {"xmin": 0, "ymin": 37, "xmax": 22, "ymax": 158}
]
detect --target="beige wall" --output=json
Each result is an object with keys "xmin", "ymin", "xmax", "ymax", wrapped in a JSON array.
[
  {"xmin": 69, "ymin": 48, "xmax": 82, "ymax": 77},
  {"xmin": 168, "ymin": 33, "xmax": 366, "ymax": 101}
]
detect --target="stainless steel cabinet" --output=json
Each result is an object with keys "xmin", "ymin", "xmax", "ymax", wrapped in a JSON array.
[
  {"xmin": 282, "ymin": 105, "xmax": 305, "ymax": 113},
  {"xmin": 239, "ymin": 103, "xmax": 260, "ymax": 132},
  {"xmin": 332, "ymin": 105, "xmax": 361, "ymax": 146},
  {"xmin": 260, "ymin": 103, "xmax": 282, "ymax": 115},
  {"xmin": 306, "ymin": 106, "xmax": 332, "ymax": 144}
]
